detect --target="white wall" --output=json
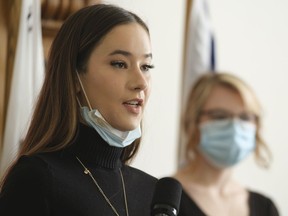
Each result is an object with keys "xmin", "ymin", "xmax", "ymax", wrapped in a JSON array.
[{"xmin": 106, "ymin": 0, "xmax": 287, "ymax": 215}]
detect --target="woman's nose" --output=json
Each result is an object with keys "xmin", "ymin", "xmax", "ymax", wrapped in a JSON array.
[{"xmin": 129, "ymin": 68, "xmax": 149, "ymax": 91}]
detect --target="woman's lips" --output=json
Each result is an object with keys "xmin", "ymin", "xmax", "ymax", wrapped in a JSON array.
[{"xmin": 123, "ymin": 99, "xmax": 143, "ymax": 114}]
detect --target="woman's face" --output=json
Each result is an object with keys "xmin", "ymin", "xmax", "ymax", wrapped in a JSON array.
[
  {"xmin": 79, "ymin": 23, "xmax": 152, "ymax": 131},
  {"xmin": 192, "ymin": 84, "xmax": 257, "ymax": 168},
  {"xmin": 199, "ymin": 85, "xmax": 256, "ymax": 124}
]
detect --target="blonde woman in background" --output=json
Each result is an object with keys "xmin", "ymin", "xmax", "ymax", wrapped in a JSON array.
[{"xmin": 175, "ymin": 72, "xmax": 279, "ymax": 216}]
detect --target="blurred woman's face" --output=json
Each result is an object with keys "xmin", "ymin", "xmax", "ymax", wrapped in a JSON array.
[
  {"xmin": 78, "ymin": 23, "xmax": 153, "ymax": 131},
  {"xmin": 195, "ymin": 84, "xmax": 258, "ymax": 168},
  {"xmin": 199, "ymin": 85, "xmax": 256, "ymax": 124}
]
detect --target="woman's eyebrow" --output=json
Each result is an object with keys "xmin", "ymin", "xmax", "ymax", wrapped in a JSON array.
[{"xmin": 109, "ymin": 49, "xmax": 153, "ymax": 59}]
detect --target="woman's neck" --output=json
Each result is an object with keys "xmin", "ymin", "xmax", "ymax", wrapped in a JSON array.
[{"xmin": 176, "ymin": 156, "xmax": 240, "ymax": 195}]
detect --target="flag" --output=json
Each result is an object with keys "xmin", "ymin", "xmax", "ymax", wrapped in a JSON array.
[
  {"xmin": 178, "ymin": 0, "xmax": 216, "ymax": 165},
  {"xmin": 0, "ymin": 0, "xmax": 44, "ymax": 176},
  {"xmin": 182, "ymin": 0, "xmax": 215, "ymax": 106}
]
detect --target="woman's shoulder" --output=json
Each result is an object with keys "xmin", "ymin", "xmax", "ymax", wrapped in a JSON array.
[
  {"xmin": 2, "ymin": 151, "xmax": 69, "ymax": 189},
  {"xmin": 177, "ymin": 189, "xmax": 206, "ymax": 216},
  {"xmin": 248, "ymin": 190, "xmax": 280, "ymax": 216},
  {"xmin": 0, "ymin": 154, "xmax": 54, "ymax": 206},
  {"xmin": 249, "ymin": 190, "xmax": 277, "ymax": 205},
  {"xmin": 124, "ymin": 165, "xmax": 158, "ymax": 182},
  {"xmin": 2, "ymin": 154, "xmax": 54, "ymax": 187},
  {"xmin": 123, "ymin": 165, "xmax": 158, "ymax": 195}
]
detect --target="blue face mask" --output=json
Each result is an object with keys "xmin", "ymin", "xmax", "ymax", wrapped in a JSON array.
[
  {"xmin": 80, "ymin": 106, "xmax": 141, "ymax": 148},
  {"xmin": 198, "ymin": 119, "xmax": 256, "ymax": 168}
]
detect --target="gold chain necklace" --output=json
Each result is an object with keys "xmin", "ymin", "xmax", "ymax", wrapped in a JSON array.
[{"xmin": 76, "ymin": 157, "xmax": 129, "ymax": 216}]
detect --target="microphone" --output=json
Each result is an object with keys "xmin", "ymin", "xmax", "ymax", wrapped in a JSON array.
[{"xmin": 151, "ymin": 177, "xmax": 182, "ymax": 216}]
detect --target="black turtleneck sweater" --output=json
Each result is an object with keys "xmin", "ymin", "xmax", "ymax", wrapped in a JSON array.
[{"xmin": 0, "ymin": 124, "xmax": 157, "ymax": 216}]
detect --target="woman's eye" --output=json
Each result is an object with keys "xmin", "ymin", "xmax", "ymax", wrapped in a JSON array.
[
  {"xmin": 110, "ymin": 61, "xmax": 127, "ymax": 69},
  {"xmin": 239, "ymin": 113, "xmax": 257, "ymax": 122},
  {"xmin": 211, "ymin": 113, "xmax": 229, "ymax": 120},
  {"xmin": 141, "ymin": 64, "xmax": 154, "ymax": 72}
]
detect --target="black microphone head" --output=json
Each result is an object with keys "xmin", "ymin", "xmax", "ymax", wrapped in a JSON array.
[{"xmin": 151, "ymin": 177, "xmax": 182, "ymax": 216}]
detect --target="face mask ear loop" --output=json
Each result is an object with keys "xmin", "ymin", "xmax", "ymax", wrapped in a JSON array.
[
  {"xmin": 76, "ymin": 71, "xmax": 93, "ymax": 111},
  {"xmin": 76, "ymin": 97, "xmax": 82, "ymax": 108}
]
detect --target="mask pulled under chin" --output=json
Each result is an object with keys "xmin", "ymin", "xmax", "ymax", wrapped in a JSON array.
[{"xmin": 80, "ymin": 106, "xmax": 141, "ymax": 148}]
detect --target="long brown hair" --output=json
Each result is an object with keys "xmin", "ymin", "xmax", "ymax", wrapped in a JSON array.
[{"xmin": 1, "ymin": 4, "xmax": 150, "ymax": 185}]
